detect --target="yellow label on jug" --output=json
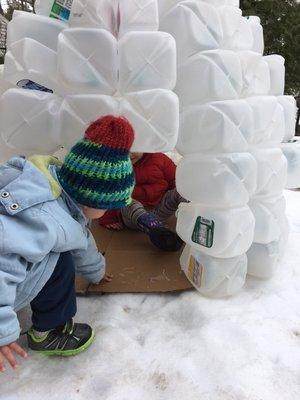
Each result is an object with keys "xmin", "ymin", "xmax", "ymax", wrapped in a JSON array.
[{"xmin": 187, "ymin": 256, "xmax": 204, "ymax": 288}]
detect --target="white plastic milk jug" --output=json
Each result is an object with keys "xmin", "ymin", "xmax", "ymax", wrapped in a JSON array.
[
  {"xmin": 176, "ymin": 50, "xmax": 243, "ymax": 108},
  {"xmin": 176, "ymin": 152, "xmax": 257, "ymax": 206},
  {"xmin": 3, "ymin": 38, "xmax": 57, "ymax": 92},
  {"xmin": 176, "ymin": 202, "xmax": 255, "ymax": 258},
  {"xmin": 180, "ymin": 245, "xmax": 247, "ymax": 297},
  {"xmin": 69, "ymin": 0, "xmax": 117, "ymax": 34},
  {"xmin": 0, "ymin": 88, "xmax": 62, "ymax": 154},
  {"xmin": 249, "ymin": 196, "xmax": 286, "ymax": 244},
  {"xmin": 7, "ymin": 11, "xmax": 66, "ymax": 51},
  {"xmin": 177, "ymin": 99, "xmax": 254, "ymax": 155},
  {"xmin": 281, "ymin": 140, "xmax": 300, "ymax": 189},
  {"xmin": 246, "ymin": 16, "xmax": 264, "ymax": 54},
  {"xmin": 251, "ymin": 148, "xmax": 287, "ymax": 198},
  {"xmin": 278, "ymin": 96, "xmax": 297, "ymax": 142},
  {"xmin": 160, "ymin": 1, "xmax": 223, "ymax": 63},
  {"xmin": 247, "ymin": 241, "xmax": 280, "ymax": 279}
]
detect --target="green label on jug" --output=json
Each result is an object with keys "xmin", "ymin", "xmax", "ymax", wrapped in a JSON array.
[
  {"xmin": 50, "ymin": 0, "xmax": 73, "ymax": 21},
  {"xmin": 192, "ymin": 217, "xmax": 214, "ymax": 248}
]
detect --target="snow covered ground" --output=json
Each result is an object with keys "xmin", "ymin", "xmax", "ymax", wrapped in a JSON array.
[{"xmin": 0, "ymin": 190, "xmax": 300, "ymax": 400}]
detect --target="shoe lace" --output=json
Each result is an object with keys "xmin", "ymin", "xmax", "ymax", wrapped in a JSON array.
[{"xmin": 62, "ymin": 319, "xmax": 74, "ymax": 335}]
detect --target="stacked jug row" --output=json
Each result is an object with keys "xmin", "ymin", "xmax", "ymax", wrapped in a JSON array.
[
  {"xmin": 12, "ymin": 0, "xmax": 161, "ymax": 39},
  {"xmin": 4, "ymin": 9, "xmax": 284, "ymax": 98},
  {"xmin": 1, "ymin": 15, "xmax": 296, "ymax": 156}
]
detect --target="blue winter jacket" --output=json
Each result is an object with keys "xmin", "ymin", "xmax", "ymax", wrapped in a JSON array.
[{"xmin": 0, "ymin": 156, "xmax": 106, "ymax": 347}]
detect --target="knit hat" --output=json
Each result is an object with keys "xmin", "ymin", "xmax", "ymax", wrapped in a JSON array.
[{"xmin": 58, "ymin": 115, "xmax": 135, "ymax": 210}]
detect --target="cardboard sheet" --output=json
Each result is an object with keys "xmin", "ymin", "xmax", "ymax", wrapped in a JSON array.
[{"xmin": 76, "ymin": 221, "xmax": 193, "ymax": 295}]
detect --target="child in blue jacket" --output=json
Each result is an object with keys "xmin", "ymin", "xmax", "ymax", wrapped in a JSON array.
[{"xmin": 0, "ymin": 115, "xmax": 135, "ymax": 372}]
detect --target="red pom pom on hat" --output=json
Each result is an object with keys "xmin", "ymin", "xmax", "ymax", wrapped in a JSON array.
[{"xmin": 85, "ymin": 115, "xmax": 135, "ymax": 151}]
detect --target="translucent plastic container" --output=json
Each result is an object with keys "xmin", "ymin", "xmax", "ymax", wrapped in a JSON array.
[
  {"xmin": 0, "ymin": 88, "xmax": 62, "ymax": 154},
  {"xmin": 246, "ymin": 97, "xmax": 285, "ymax": 146},
  {"xmin": 69, "ymin": 0, "xmax": 117, "ymax": 35},
  {"xmin": 278, "ymin": 96, "xmax": 297, "ymax": 142},
  {"xmin": 239, "ymin": 51, "xmax": 270, "ymax": 98},
  {"xmin": 247, "ymin": 212, "xmax": 288, "ymax": 279},
  {"xmin": 176, "ymin": 50, "xmax": 243, "ymax": 109},
  {"xmin": 279, "ymin": 215, "xmax": 290, "ymax": 256},
  {"xmin": 59, "ymin": 94, "xmax": 116, "ymax": 149},
  {"xmin": 219, "ymin": 7, "xmax": 253, "ymax": 51},
  {"xmin": 176, "ymin": 202, "xmax": 255, "ymax": 258},
  {"xmin": 35, "ymin": 0, "xmax": 55, "ymax": 17},
  {"xmin": 35, "ymin": 0, "xmax": 54, "ymax": 16},
  {"xmin": 247, "ymin": 16, "xmax": 264, "ymax": 54},
  {"xmin": 0, "ymin": 133, "xmax": 22, "ymax": 163},
  {"xmin": 158, "ymin": 0, "xmax": 178, "ymax": 18},
  {"xmin": 119, "ymin": 31, "xmax": 176, "ymax": 93},
  {"xmin": 203, "ymin": 0, "xmax": 240, "ymax": 6},
  {"xmin": 281, "ymin": 140, "xmax": 300, "ymax": 189},
  {"xmin": 118, "ymin": 0, "xmax": 159, "ymax": 37},
  {"xmin": 180, "ymin": 245, "xmax": 247, "ymax": 297},
  {"xmin": 3, "ymin": 38, "xmax": 57, "ymax": 93},
  {"xmin": 57, "ymin": 28, "xmax": 118, "ymax": 95},
  {"xmin": 177, "ymin": 99, "xmax": 254, "ymax": 155},
  {"xmin": 160, "ymin": 1, "xmax": 223, "ymax": 63},
  {"xmin": 249, "ymin": 196, "xmax": 286, "ymax": 244},
  {"xmin": 176, "ymin": 153, "xmax": 257, "ymax": 206},
  {"xmin": 35, "ymin": 0, "xmax": 72, "ymax": 21},
  {"xmin": 251, "ymin": 148, "xmax": 287, "ymax": 198},
  {"xmin": 158, "ymin": 0, "xmax": 240, "ymax": 18},
  {"xmin": 7, "ymin": 10, "xmax": 66, "ymax": 51},
  {"xmin": 247, "ymin": 241, "xmax": 280, "ymax": 279},
  {"xmin": 0, "ymin": 78, "xmax": 13, "ymax": 96},
  {"xmin": 59, "ymin": 89, "xmax": 179, "ymax": 152},
  {"xmin": 122, "ymin": 89, "xmax": 179, "ymax": 152},
  {"xmin": 264, "ymin": 55, "xmax": 285, "ymax": 96}
]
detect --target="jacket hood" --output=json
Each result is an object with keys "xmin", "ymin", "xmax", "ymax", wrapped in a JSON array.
[{"xmin": 0, "ymin": 156, "xmax": 62, "ymax": 216}]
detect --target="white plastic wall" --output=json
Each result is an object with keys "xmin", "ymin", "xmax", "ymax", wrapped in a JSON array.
[
  {"xmin": 160, "ymin": 0, "xmax": 294, "ymax": 293},
  {"xmin": 0, "ymin": 1, "xmax": 179, "ymax": 156}
]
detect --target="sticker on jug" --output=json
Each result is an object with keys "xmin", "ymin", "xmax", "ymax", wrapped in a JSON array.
[
  {"xmin": 192, "ymin": 217, "xmax": 214, "ymax": 248},
  {"xmin": 17, "ymin": 80, "xmax": 53, "ymax": 93},
  {"xmin": 187, "ymin": 256, "xmax": 203, "ymax": 288},
  {"xmin": 50, "ymin": 0, "xmax": 73, "ymax": 21}
]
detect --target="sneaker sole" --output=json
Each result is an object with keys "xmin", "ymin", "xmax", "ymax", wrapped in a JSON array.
[{"xmin": 33, "ymin": 330, "xmax": 95, "ymax": 357}]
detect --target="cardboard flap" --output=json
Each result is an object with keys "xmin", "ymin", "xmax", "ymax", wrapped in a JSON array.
[{"xmin": 76, "ymin": 222, "xmax": 193, "ymax": 294}]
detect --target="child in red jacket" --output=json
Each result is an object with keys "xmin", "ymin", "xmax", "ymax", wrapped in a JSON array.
[{"xmin": 99, "ymin": 152, "xmax": 185, "ymax": 251}]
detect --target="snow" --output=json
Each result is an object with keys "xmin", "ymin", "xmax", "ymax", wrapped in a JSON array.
[{"xmin": 1, "ymin": 190, "xmax": 300, "ymax": 400}]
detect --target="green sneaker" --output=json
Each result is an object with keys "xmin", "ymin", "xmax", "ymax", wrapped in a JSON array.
[{"xmin": 27, "ymin": 319, "xmax": 95, "ymax": 357}]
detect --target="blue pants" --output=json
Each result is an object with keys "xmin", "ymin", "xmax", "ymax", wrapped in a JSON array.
[{"xmin": 30, "ymin": 252, "xmax": 77, "ymax": 332}]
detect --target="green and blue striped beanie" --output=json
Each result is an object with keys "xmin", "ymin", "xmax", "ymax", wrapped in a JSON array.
[{"xmin": 58, "ymin": 115, "xmax": 135, "ymax": 210}]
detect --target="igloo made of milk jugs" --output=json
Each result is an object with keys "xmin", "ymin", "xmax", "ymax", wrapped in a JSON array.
[{"xmin": 0, "ymin": 0, "xmax": 298, "ymax": 298}]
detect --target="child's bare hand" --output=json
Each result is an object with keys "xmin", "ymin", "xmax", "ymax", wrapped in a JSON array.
[
  {"xmin": 99, "ymin": 273, "xmax": 113, "ymax": 284},
  {"xmin": 0, "ymin": 342, "xmax": 28, "ymax": 372}
]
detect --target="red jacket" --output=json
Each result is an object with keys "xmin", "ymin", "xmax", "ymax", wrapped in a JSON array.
[{"xmin": 99, "ymin": 153, "xmax": 176, "ymax": 226}]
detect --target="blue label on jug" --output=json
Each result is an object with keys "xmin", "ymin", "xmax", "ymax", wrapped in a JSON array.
[{"xmin": 17, "ymin": 79, "xmax": 53, "ymax": 93}]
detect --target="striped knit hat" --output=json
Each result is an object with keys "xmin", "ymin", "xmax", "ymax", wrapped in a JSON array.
[{"xmin": 58, "ymin": 115, "xmax": 135, "ymax": 210}]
